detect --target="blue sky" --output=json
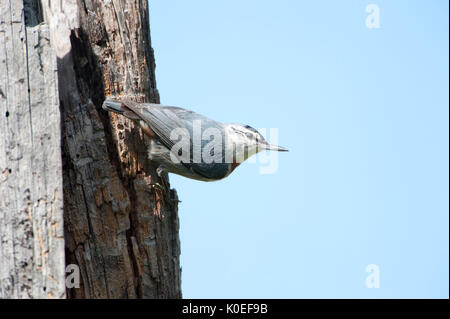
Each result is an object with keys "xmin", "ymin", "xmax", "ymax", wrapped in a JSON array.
[{"xmin": 149, "ymin": 0, "xmax": 449, "ymax": 298}]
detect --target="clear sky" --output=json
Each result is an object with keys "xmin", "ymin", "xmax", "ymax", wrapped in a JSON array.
[{"xmin": 149, "ymin": 0, "xmax": 449, "ymax": 298}]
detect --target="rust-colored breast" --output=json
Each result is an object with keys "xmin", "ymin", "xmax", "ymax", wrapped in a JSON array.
[
  {"xmin": 139, "ymin": 120, "xmax": 156, "ymax": 138},
  {"xmin": 230, "ymin": 162, "xmax": 241, "ymax": 174},
  {"xmin": 141, "ymin": 125, "xmax": 156, "ymax": 138}
]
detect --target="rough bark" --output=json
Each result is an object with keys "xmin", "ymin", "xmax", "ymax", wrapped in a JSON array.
[
  {"xmin": 0, "ymin": 0, "xmax": 65, "ymax": 298},
  {"xmin": 0, "ymin": 0, "xmax": 181, "ymax": 299}
]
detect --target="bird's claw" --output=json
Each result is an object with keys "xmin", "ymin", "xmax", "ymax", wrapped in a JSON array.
[
  {"xmin": 156, "ymin": 166, "xmax": 170, "ymax": 190},
  {"xmin": 152, "ymin": 166, "xmax": 179, "ymax": 212}
]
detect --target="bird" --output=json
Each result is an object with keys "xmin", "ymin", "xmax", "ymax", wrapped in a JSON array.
[{"xmin": 102, "ymin": 98, "xmax": 288, "ymax": 184}]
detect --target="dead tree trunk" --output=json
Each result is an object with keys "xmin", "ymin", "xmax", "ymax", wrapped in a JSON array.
[
  {"xmin": 0, "ymin": 0, "xmax": 181, "ymax": 299},
  {"xmin": 0, "ymin": 0, "xmax": 65, "ymax": 299}
]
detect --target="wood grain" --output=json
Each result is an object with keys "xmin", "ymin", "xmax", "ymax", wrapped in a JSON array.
[
  {"xmin": 0, "ymin": 0, "xmax": 65, "ymax": 298},
  {"xmin": 0, "ymin": 0, "xmax": 181, "ymax": 299}
]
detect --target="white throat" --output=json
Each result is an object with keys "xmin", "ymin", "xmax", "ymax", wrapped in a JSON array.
[{"xmin": 224, "ymin": 124, "xmax": 260, "ymax": 163}]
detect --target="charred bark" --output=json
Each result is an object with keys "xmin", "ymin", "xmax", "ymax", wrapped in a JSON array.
[{"xmin": 0, "ymin": 0, "xmax": 181, "ymax": 299}]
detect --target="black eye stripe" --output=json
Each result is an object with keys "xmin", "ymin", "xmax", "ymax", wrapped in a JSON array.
[
  {"xmin": 231, "ymin": 125, "xmax": 265, "ymax": 143},
  {"xmin": 244, "ymin": 125, "xmax": 259, "ymax": 134}
]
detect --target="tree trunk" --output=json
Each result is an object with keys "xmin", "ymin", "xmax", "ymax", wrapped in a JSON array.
[
  {"xmin": 0, "ymin": 0, "xmax": 65, "ymax": 299},
  {"xmin": 0, "ymin": 0, "xmax": 181, "ymax": 299}
]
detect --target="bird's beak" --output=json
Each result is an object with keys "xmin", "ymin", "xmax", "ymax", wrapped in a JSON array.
[{"xmin": 261, "ymin": 143, "xmax": 289, "ymax": 152}]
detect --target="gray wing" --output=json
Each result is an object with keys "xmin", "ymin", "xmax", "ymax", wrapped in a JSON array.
[
  {"xmin": 119, "ymin": 100, "xmax": 185, "ymax": 150},
  {"xmin": 121, "ymin": 100, "xmax": 230, "ymax": 179}
]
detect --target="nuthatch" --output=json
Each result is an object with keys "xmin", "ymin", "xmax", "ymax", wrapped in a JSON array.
[{"xmin": 102, "ymin": 98, "xmax": 287, "ymax": 183}]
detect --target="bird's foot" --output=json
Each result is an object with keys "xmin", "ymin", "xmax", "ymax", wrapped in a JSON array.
[
  {"xmin": 156, "ymin": 165, "xmax": 170, "ymax": 191},
  {"xmin": 153, "ymin": 165, "xmax": 179, "ymax": 210}
]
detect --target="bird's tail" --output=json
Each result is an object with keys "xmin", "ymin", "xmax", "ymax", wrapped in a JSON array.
[
  {"xmin": 102, "ymin": 98, "xmax": 141, "ymax": 120},
  {"xmin": 102, "ymin": 98, "xmax": 124, "ymax": 114}
]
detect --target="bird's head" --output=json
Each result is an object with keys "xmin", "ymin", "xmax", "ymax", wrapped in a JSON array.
[{"xmin": 227, "ymin": 124, "xmax": 288, "ymax": 163}]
